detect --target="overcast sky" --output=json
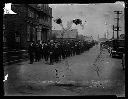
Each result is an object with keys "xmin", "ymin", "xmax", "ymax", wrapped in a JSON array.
[{"xmin": 49, "ymin": 2, "xmax": 124, "ymax": 40}]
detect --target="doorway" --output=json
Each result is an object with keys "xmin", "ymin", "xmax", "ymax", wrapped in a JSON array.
[{"xmin": 42, "ymin": 28, "xmax": 47, "ymax": 41}]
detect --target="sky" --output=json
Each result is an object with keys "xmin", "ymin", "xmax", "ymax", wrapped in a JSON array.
[{"xmin": 49, "ymin": 2, "xmax": 125, "ymax": 40}]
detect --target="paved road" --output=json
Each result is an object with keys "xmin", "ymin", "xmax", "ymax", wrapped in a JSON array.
[{"xmin": 4, "ymin": 44, "xmax": 125, "ymax": 96}]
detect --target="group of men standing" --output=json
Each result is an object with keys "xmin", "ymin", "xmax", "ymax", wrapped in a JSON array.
[{"xmin": 28, "ymin": 39, "xmax": 96, "ymax": 65}]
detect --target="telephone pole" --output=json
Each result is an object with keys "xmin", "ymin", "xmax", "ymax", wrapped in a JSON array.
[
  {"xmin": 104, "ymin": 32, "xmax": 106, "ymax": 39},
  {"xmin": 114, "ymin": 11, "xmax": 122, "ymax": 39},
  {"xmin": 98, "ymin": 34, "xmax": 99, "ymax": 40},
  {"xmin": 112, "ymin": 25, "xmax": 114, "ymax": 39},
  {"xmin": 106, "ymin": 30, "xmax": 109, "ymax": 39}
]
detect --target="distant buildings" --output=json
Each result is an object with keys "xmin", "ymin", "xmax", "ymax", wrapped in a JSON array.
[
  {"xmin": 98, "ymin": 38, "xmax": 108, "ymax": 42},
  {"xmin": 77, "ymin": 34, "xmax": 93, "ymax": 42},
  {"xmin": 77, "ymin": 34, "xmax": 85, "ymax": 40},
  {"xmin": 52, "ymin": 29, "xmax": 94, "ymax": 42},
  {"xmin": 83, "ymin": 36, "xmax": 93, "ymax": 42},
  {"xmin": 52, "ymin": 29, "xmax": 78, "ymax": 39}
]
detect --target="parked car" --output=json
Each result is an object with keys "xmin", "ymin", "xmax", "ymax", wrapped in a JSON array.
[
  {"xmin": 105, "ymin": 40, "xmax": 112, "ymax": 53},
  {"xmin": 110, "ymin": 39, "xmax": 125, "ymax": 58}
]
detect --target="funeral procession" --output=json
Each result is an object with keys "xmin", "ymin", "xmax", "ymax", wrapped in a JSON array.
[{"xmin": 3, "ymin": 3, "xmax": 125, "ymax": 96}]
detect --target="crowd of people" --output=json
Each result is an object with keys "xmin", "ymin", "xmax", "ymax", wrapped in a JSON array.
[{"xmin": 28, "ymin": 39, "xmax": 96, "ymax": 65}]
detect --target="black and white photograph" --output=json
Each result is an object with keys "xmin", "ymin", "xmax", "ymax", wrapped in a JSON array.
[{"xmin": 3, "ymin": 2, "xmax": 125, "ymax": 96}]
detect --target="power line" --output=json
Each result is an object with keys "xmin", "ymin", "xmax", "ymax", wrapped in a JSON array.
[{"xmin": 114, "ymin": 11, "xmax": 122, "ymax": 39}]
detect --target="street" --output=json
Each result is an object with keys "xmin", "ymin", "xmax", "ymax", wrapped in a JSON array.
[{"xmin": 4, "ymin": 44, "xmax": 125, "ymax": 96}]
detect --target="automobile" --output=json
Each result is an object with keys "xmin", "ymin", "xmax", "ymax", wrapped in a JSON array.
[
  {"xmin": 110, "ymin": 39, "xmax": 125, "ymax": 58},
  {"xmin": 106, "ymin": 40, "xmax": 113, "ymax": 53},
  {"xmin": 100, "ymin": 41, "xmax": 109, "ymax": 50}
]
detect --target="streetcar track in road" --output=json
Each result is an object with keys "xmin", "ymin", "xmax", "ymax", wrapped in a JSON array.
[
  {"xmin": 92, "ymin": 48, "xmax": 105, "ymax": 78},
  {"xmin": 8, "ymin": 45, "xmax": 124, "ymax": 95},
  {"xmin": 53, "ymin": 58, "xmax": 74, "ymax": 82}
]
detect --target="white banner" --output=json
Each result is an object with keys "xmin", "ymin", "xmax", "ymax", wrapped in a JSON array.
[{"xmin": 4, "ymin": 3, "xmax": 17, "ymax": 14}]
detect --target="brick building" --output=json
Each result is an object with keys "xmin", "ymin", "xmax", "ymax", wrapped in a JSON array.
[
  {"xmin": 35, "ymin": 4, "xmax": 52, "ymax": 41},
  {"xmin": 3, "ymin": 4, "xmax": 52, "ymax": 65}
]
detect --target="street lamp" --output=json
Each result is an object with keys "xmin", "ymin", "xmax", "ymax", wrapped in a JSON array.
[{"xmin": 105, "ymin": 22, "xmax": 109, "ymax": 39}]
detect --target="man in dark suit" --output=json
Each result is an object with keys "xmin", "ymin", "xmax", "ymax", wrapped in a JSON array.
[
  {"xmin": 43, "ymin": 42, "xmax": 49, "ymax": 63},
  {"xmin": 49, "ymin": 40, "xmax": 55, "ymax": 65},
  {"xmin": 28, "ymin": 41, "xmax": 35, "ymax": 64}
]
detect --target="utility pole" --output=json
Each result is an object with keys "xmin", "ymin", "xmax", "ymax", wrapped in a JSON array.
[
  {"xmin": 97, "ymin": 34, "xmax": 99, "ymax": 41},
  {"xmin": 114, "ymin": 11, "xmax": 122, "ymax": 39},
  {"xmin": 112, "ymin": 25, "xmax": 115, "ymax": 39},
  {"xmin": 106, "ymin": 30, "xmax": 109, "ymax": 39},
  {"xmin": 104, "ymin": 32, "xmax": 106, "ymax": 39}
]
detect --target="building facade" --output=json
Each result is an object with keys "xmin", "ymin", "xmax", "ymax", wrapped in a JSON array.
[
  {"xmin": 4, "ymin": 4, "xmax": 52, "ymax": 49},
  {"xmin": 77, "ymin": 34, "xmax": 85, "ymax": 40},
  {"xmin": 36, "ymin": 4, "xmax": 52, "ymax": 41},
  {"xmin": 3, "ymin": 4, "xmax": 52, "ymax": 65}
]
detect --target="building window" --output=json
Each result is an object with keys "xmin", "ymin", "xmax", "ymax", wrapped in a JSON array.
[
  {"xmin": 37, "ymin": 4, "xmax": 43, "ymax": 10},
  {"xmin": 27, "ymin": 24, "xmax": 30, "ymax": 41},
  {"xmin": 44, "ymin": 4, "xmax": 46, "ymax": 10},
  {"xmin": 44, "ymin": 16, "xmax": 46, "ymax": 21},
  {"xmin": 39, "ymin": 18, "xmax": 41, "ymax": 23},
  {"xmin": 44, "ymin": 16, "xmax": 48, "ymax": 22},
  {"xmin": 3, "ymin": 32, "xmax": 6, "ymax": 42},
  {"xmin": 36, "ymin": 14, "xmax": 38, "ymax": 19},
  {"xmin": 33, "ymin": 27, "xmax": 35, "ymax": 41},
  {"xmin": 46, "ymin": 17, "xmax": 47, "ymax": 22},
  {"xmin": 3, "ymin": 24, "xmax": 6, "ymax": 42},
  {"xmin": 48, "ymin": 17, "xmax": 50, "ymax": 23},
  {"xmin": 39, "ymin": 18, "xmax": 44, "ymax": 24},
  {"xmin": 15, "ymin": 31, "xmax": 20, "ymax": 42},
  {"xmin": 43, "ymin": 16, "xmax": 45, "ymax": 21},
  {"xmin": 28, "ymin": 8, "xmax": 34, "ymax": 18}
]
